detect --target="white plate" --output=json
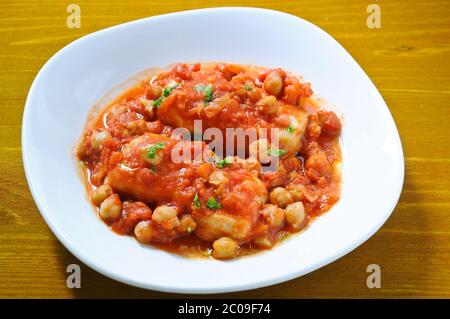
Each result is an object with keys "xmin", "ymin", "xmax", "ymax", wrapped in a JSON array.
[{"xmin": 22, "ymin": 7, "xmax": 404, "ymax": 293}]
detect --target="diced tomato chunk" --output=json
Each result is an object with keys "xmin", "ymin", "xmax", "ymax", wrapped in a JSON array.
[
  {"xmin": 111, "ymin": 201, "xmax": 152, "ymax": 235},
  {"xmin": 318, "ymin": 110, "xmax": 341, "ymax": 137}
]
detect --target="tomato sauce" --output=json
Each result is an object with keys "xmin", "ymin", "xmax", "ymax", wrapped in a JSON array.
[{"xmin": 77, "ymin": 63, "xmax": 342, "ymax": 259}]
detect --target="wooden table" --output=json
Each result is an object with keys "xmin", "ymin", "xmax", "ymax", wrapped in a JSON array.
[{"xmin": 1, "ymin": 0, "xmax": 449, "ymax": 298}]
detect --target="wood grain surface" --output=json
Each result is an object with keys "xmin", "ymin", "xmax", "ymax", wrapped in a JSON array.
[{"xmin": 1, "ymin": 0, "xmax": 449, "ymax": 298}]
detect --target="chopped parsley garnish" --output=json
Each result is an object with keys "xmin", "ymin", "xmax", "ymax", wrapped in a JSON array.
[
  {"xmin": 206, "ymin": 196, "xmax": 222, "ymax": 210},
  {"xmin": 193, "ymin": 193, "xmax": 201, "ymax": 208},
  {"xmin": 287, "ymin": 125, "xmax": 295, "ymax": 133},
  {"xmin": 267, "ymin": 148, "xmax": 287, "ymax": 157},
  {"xmin": 203, "ymin": 84, "xmax": 214, "ymax": 103},
  {"xmin": 163, "ymin": 82, "xmax": 180, "ymax": 96},
  {"xmin": 147, "ymin": 142, "xmax": 165, "ymax": 159},
  {"xmin": 194, "ymin": 83, "xmax": 214, "ymax": 104},
  {"xmin": 152, "ymin": 82, "xmax": 180, "ymax": 107},
  {"xmin": 215, "ymin": 156, "xmax": 232, "ymax": 169},
  {"xmin": 152, "ymin": 96, "xmax": 164, "ymax": 107},
  {"xmin": 244, "ymin": 85, "xmax": 252, "ymax": 91},
  {"xmin": 194, "ymin": 84, "xmax": 206, "ymax": 92}
]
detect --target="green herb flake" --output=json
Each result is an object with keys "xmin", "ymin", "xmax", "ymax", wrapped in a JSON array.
[
  {"xmin": 215, "ymin": 156, "xmax": 232, "ymax": 169},
  {"xmin": 267, "ymin": 148, "xmax": 287, "ymax": 157},
  {"xmin": 287, "ymin": 125, "xmax": 295, "ymax": 133},
  {"xmin": 147, "ymin": 142, "xmax": 165, "ymax": 159},
  {"xmin": 153, "ymin": 82, "xmax": 180, "ymax": 107},
  {"xmin": 162, "ymin": 82, "xmax": 180, "ymax": 97},
  {"xmin": 204, "ymin": 84, "xmax": 214, "ymax": 103},
  {"xmin": 194, "ymin": 84, "xmax": 206, "ymax": 93},
  {"xmin": 206, "ymin": 196, "xmax": 222, "ymax": 210},
  {"xmin": 244, "ymin": 85, "xmax": 252, "ymax": 91},
  {"xmin": 152, "ymin": 96, "xmax": 163, "ymax": 107},
  {"xmin": 193, "ymin": 193, "xmax": 201, "ymax": 209}
]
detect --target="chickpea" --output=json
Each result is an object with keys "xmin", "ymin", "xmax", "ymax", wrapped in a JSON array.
[
  {"xmin": 177, "ymin": 215, "xmax": 197, "ymax": 234},
  {"xmin": 203, "ymin": 101, "xmax": 223, "ymax": 118},
  {"xmin": 212, "ymin": 237, "xmax": 239, "ymax": 259},
  {"xmin": 152, "ymin": 205, "xmax": 179, "ymax": 229},
  {"xmin": 146, "ymin": 83, "xmax": 162, "ymax": 100},
  {"xmin": 254, "ymin": 235, "xmax": 273, "ymax": 248},
  {"xmin": 203, "ymin": 94, "xmax": 236, "ymax": 118},
  {"xmin": 90, "ymin": 130, "xmax": 111, "ymax": 149},
  {"xmin": 90, "ymin": 167, "xmax": 106, "ymax": 185},
  {"xmin": 234, "ymin": 220, "xmax": 252, "ymax": 240},
  {"xmin": 139, "ymin": 97, "xmax": 152, "ymax": 107},
  {"xmin": 239, "ymin": 178, "xmax": 267, "ymax": 205},
  {"xmin": 219, "ymin": 64, "xmax": 244, "ymax": 81},
  {"xmin": 305, "ymin": 147, "xmax": 332, "ymax": 181},
  {"xmin": 110, "ymin": 104, "xmax": 127, "ymax": 115},
  {"xmin": 225, "ymin": 64, "xmax": 244, "ymax": 76},
  {"xmin": 126, "ymin": 120, "xmax": 148, "ymax": 135},
  {"xmin": 287, "ymin": 184, "xmax": 304, "ymax": 202},
  {"xmin": 285, "ymin": 201, "xmax": 306, "ymax": 230},
  {"xmin": 317, "ymin": 110, "xmax": 342, "ymax": 137},
  {"xmin": 264, "ymin": 71, "xmax": 284, "ymax": 97},
  {"xmin": 134, "ymin": 220, "xmax": 153, "ymax": 243},
  {"xmin": 270, "ymin": 187, "xmax": 294, "ymax": 208},
  {"xmin": 278, "ymin": 128, "xmax": 301, "ymax": 154},
  {"xmin": 257, "ymin": 95, "xmax": 279, "ymax": 115},
  {"xmin": 274, "ymin": 113, "xmax": 291, "ymax": 126},
  {"xmin": 139, "ymin": 97, "xmax": 155, "ymax": 118},
  {"xmin": 247, "ymin": 87, "xmax": 262, "ymax": 103},
  {"xmin": 209, "ymin": 171, "xmax": 228, "ymax": 186},
  {"xmin": 196, "ymin": 163, "xmax": 213, "ymax": 179},
  {"xmin": 140, "ymin": 144, "xmax": 164, "ymax": 166},
  {"xmin": 144, "ymin": 104, "xmax": 154, "ymax": 118},
  {"xmin": 209, "ymin": 171, "xmax": 229, "ymax": 196},
  {"xmin": 234, "ymin": 85, "xmax": 247, "ymax": 100},
  {"xmin": 260, "ymin": 204, "xmax": 285, "ymax": 228},
  {"xmin": 242, "ymin": 158, "xmax": 262, "ymax": 176},
  {"xmin": 153, "ymin": 205, "xmax": 177, "ymax": 221},
  {"xmin": 195, "ymin": 213, "xmax": 237, "ymax": 242},
  {"xmin": 307, "ymin": 114, "xmax": 322, "ymax": 139},
  {"xmin": 99, "ymin": 194, "xmax": 122, "ymax": 222},
  {"xmin": 91, "ymin": 184, "xmax": 113, "ymax": 206}
]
